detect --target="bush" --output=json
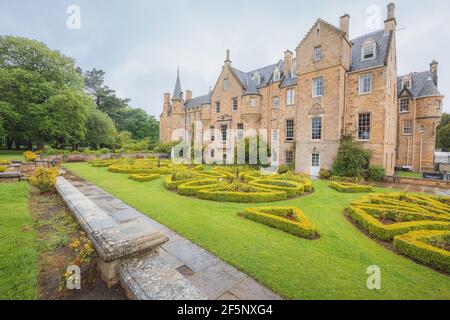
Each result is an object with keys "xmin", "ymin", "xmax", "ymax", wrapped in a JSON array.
[
  {"xmin": 163, "ymin": 176, "xmax": 197, "ymax": 191},
  {"xmin": 197, "ymin": 188, "xmax": 287, "ymax": 203},
  {"xmin": 330, "ymin": 181, "xmax": 372, "ymax": 193},
  {"xmin": 393, "ymin": 230, "xmax": 450, "ymax": 272},
  {"xmin": 0, "ymin": 160, "xmax": 11, "ymax": 165},
  {"xmin": 177, "ymin": 179, "xmax": 220, "ymax": 196},
  {"xmin": 332, "ymin": 136, "xmax": 372, "ymax": 178},
  {"xmin": 368, "ymin": 166, "xmax": 386, "ymax": 182},
  {"xmin": 0, "ymin": 166, "xmax": 6, "ymax": 173},
  {"xmin": 23, "ymin": 151, "xmax": 38, "ymax": 162},
  {"xmin": 129, "ymin": 174, "xmax": 160, "ymax": 182},
  {"xmin": 30, "ymin": 167, "xmax": 58, "ymax": 193},
  {"xmin": 277, "ymin": 165, "xmax": 291, "ymax": 174},
  {"xmin": 90, "ymin": 161, "xmax": 113, "ymax": 168},
  {"xmin": 271, "ymin": 172, "xmax": 314, "ymax": 193},
  {"xmin": 241, "ymin": 207, "xmax": 318, "ymax": 239},
  {"xmin": 330, "ymin": 176, "xmax": 362, "ymax": 183},
  {"xmin": 319, "ymin": 169, "xmax": 332, "ymax": 179},
  {"xmin": 249, "ymin": 179, "xmax": 304, "ymax": 197}
]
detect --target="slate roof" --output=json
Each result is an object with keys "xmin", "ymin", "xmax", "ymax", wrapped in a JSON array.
[
  {"xmin": 350, "ymin": 29, "xmax": 391, "ymax": 72},
  {"xmin": 173, "ymin": 71, "xmax": 183, "ymax": 100},
  {"xmin": 397, "ymin": 71, "xmax": 442, "ymax": 98},
  {"xmin": 184, "ymin": 93, "xmax": 211, "ymax": 108}
]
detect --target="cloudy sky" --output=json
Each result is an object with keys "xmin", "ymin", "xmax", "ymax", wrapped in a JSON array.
[{"xmin": 1, "ymin": 0, "xmax": 449, "ymax": 116}]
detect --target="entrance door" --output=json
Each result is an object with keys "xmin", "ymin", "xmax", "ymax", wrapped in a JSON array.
[{"xmin": 310, "ymin": 153, "xmax": 320, "ymax": 176}]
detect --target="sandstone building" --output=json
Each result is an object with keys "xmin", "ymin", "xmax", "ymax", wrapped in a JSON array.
[{"xmin": 160, "ymin": 3, "xmax": 444, "ymax": 176}]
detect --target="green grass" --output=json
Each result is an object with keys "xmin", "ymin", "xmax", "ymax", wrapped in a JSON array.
[
  {"xmin": 0, "ymin": 182, "xmax": 37, "ymax": 299},
  {"xmin": 65, "ymin": 163, "xmax": 450, "ymax": 300},
  {"xmin": 396, "ymin": 171, "xmax": 423, "ymax": 179},
  {"xmin": 0, "ymin": 150, "xmax": 24, "ymax": 161}
]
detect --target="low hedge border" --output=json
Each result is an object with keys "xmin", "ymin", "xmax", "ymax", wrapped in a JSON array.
[
  {"xmin": 330, "ymin": 181, "xmax": 372, "ymax": 193},
  {"xmin": 108, "ymin": 165, "xmax": 171, "ymax": 175},
  {"xmin": 393, "ymin": 230, "xmax": 450, "ymax": 272},
  {"xmin": 197, "ymin": 188, "xmax": 287, "ymax": 203},
  {"xmin": 177, "ymin": 179, "xmax": 221, "ymax": 196},
  {"xmin": 270, "ymin": 174, "xmax": 314, "ymax": 193},
  {"xmin": 129, "ymin": 174, "xmax": 161, "ymax": 182},
  {"xmin": 241, "ymin": 207, "xmax": 318, "ymax": 239},
  {"xmin": 163, "ymin": 176, "xmax": 198, "ymax": 191},
  {"xmin": 249, "ymin": 179, "xmax": 304, "ymax": 198},
  {"xmin": 347, "ymin": 206, "xmax": 450, "ymax": 241}
]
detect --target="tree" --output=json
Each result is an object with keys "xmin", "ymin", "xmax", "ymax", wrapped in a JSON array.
[
  {"xmin": 85, "ymin": 108, "xmax": 117, "ymax": 149},
  {"xmin": 437, "ymin": 124, "xmax": 450, "ymax": 151},
  {"xmin": 120, "ymin": 108, "xmax": 159, "ymax": 142},
  {"xmin": 332, "ymin": 136, "xmax": 372, "ymax": 178}
]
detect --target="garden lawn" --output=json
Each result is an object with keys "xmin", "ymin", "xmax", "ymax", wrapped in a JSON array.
[
  {"xmin": 0, "ymin": 151, "xmax": 24, "ymax": 161},
  {"xmin": 0, "ymin": 182, "xmax": 37, "ymax": 299},
  {"xmin": 65, "ymin": 163, "xmax": 450, "ymax": 300},
  {"xmin": 395, "ymin": 171, "xmax": 423, "ymax": 179}
]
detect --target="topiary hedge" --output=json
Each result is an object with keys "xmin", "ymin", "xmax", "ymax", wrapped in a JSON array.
[
  {"xmin": 249, "ymin": 179, "xmax": 304, "ymax": 198},
  {"xmin": 177, "ymin": 179, "xmax": 221, "ymax": 196},
  {"xmin": 393, "ymin": 230, "xmax": 450, "ymax": 272},
  {"xmin": 129, "ymin": 174, "xmax": 161, "ymax": 182},
  {"xmin": 108, "ymin": 165, "xmax": 171, "ymax": 175},
  {"xmin": 163, "ymin": 176, "xmax": 198, "ymax": 191},
  {"xmin": 0, "ymin": 166, "xmax": 6, "ymax": 173},
  {"xmin": 330, "ymin": 181, "xmax": 372, "ymax": 193},
  {"xmin": 241, "ymin": 207, "xmax": 318, "ymax": 239},
  {"xmin": 197, "ymin": 188, "xmax": 287, "ymax": 203}
]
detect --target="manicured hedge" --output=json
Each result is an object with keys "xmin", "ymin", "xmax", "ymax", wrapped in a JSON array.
[
  {"xmin": 91, "ymin": 161, "xmax": 113, "ymax": 167},
  {"xmin": 177, "ymin": 179, "xmax": 220, "ymax": 196},
  {"xmin": 242, "ymin": 207, "xmax": 317, "ymax": 239},
  {"xmin": 108, "ymin": 165, "xmax": 171, "ymax": 175},
  {"xmin": 197, "ymin": 188, "xmax": 287, "ymax": 203},
  {"xmin": 129, "ymin": 174, "xmax": 161, "ymax": 182},
  {"xmin": 271, "ymin": 173, "xmax": 314, "ymax": 193},
  {"xmin": 347, "ymin": 205, "xmax": 450, "ymax": 241},
  {"xmin": 394, "ymin": 230, "xmax": 450, "ymax": 272},
  {"xmin": 249, "ymin": 179, "xmax": 304, "ymax": 198},
  {"xmin": 330, "ymin": 181, "xmax": 372, "ymax": 193},
  {"xmin": 163, "ymin": 176, "xmax": 198, "ymax": 191}
]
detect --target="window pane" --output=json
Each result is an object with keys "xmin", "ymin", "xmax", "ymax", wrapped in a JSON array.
[
  {"xmin": 403, "ymin": 120, "xmax": 412, "ymax": 135},
  {"xmin": 286, "ymin": 120, "xmax": 294, "ymax": 141},
  {"xmin": 360, "ymin": 74, "xmax": 372, "ymax": 94},
  {"xmin": 400, "ymin": 98, "xmax": 409, "ymax": 112},
  {"xmin": 221, "ymin": 125, "xmax": 227, "ymax": 142},
  {"xmin": 311, "ymin": 153, "xmax": 320, "ymax": 167},
  {"xmin": 358, "ymin": 113, "xmax": 371, "ymax": 140},
  {"xmin": 216, "ymin": 102, "xmax": 220, "ymax": 113},
  {"xmin": 237, "ymin": 123, "xmax": 244, "ymax": 140},
  {"xmin": 273, "ymin": 97, "xmax": 279, "ymax": 109},
  {"xmin": 313, "ymin": 78, "xmax": 323, "ymax": 96},
  {"xmin": 312, "ymin": 117, "xmax": 322, "ymax": 140},
  {"xmin": 286, "ymin": 151, "xmax": 293, "ymax": 165}
]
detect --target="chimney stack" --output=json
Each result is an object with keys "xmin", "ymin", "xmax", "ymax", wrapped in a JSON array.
[
  {"xmin": 164, "ymin": 93, "xmax": 170, "ymax": 104},
  {"xmin": 340, "ymin": 14, "xmax": 350, "ymax": 39},
  {"xmin": 284, "ymin": 50, "xmax": 293, "ymax": 77},
  {"xmin": 430, "ymin": 60, "xmax": 438, "ymax": 86},
  {"xmin": 225, "ymin": 49, "xmax": 232, "ymax": 66},
  {"xmin": 186, "ymin": 90, "xmax": 193, "ymax": 101},
  {"xmin": 384, "ymin": 3, "xmax": 397, "ymax": 32}
]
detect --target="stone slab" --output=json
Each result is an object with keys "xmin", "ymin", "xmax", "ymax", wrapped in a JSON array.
[
  {"xmin": 119, "ymin": 253, "xmax": 207, "ymax": 300},
  {"xmin": 229, "ymin": 277, "xmax": 282, "ymax": 300},
  {"xmin": 56, "ymin": 176, "xmax": 168, "ymax": 262}
]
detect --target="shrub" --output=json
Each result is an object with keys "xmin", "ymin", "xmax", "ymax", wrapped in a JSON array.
[
  {"xmin": 129, "ymin": 174, "xmax": 160, "ymax": 182},
  {"xmin": 347, "ymin": 205, "xmax": 450, "ymax": 241},
  {"xmin": 272, "ymin": 172, "xmax": 314, "ymax": 193},
  {"xmin": 0, "ymin": 160, "xmax": 11, "ymax": 165},
  {"xmin": 0, "ymin": 166, "xmax": 6, "ymax": 173},
  {"xmin": 91, "ymin": 161, "xmax": 113, "ymax": 168},
  {"xmin": 330, "ymin": 176, "xmax": 362, "ymax": 183},
  {"xmin": 30, "ymin": 167, "xmax": 58, "ymax": 193},
  {"xmin": 99, "ymin": 148, "xmax": 111, "ymax": 154},
  {"xmin": 197, "ymin": 188, "xmax": 287, "ymax": 203},
  {"xmin": 332, "ymin": 136, "xmax": 372, "ymax": 178},
  {"xmin": 250, "ymin": 179, "xmax": 304, "ymax": 197},
  {"xmin": 23, "ymin": 151, "xmax": 38, "ymax": 162},
  {"xmin": 319, "ymin": 169, "xmax": 332, "ymax": 179},
  {"xmin": 393, "ymin": 230, "xmax": 450, "ymax": 272},
  {"xmin": 330, "ymin": 181, "xmax": 372, "ymax": 193},
  {"xmin": 241, "ymin": 207, "xmax": 318, "ymax": 239},
  {"xmin": 277, "ymin": 165, "xmax": 291, "ymax": 174},
  {"xmin": 368, "ymin": 166, "xmax": 386, "ymax": 182},
  {"xmin": 177, "ymin": 179, "xmax": 220, "ymax": 196},
  {"xmin": 163, "ymin": 176, "xmax": 197, "ymax": 191}
]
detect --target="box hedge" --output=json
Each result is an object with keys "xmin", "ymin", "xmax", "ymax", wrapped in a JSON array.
[
  {"xmin": 241, "ymin": 207, "xmax": 317, "ymax": 239},
  {"xmin": 177, "ymin": 179, "xmax": 221, "ymax": 196},
  {"xmin": 163, "ymin": 176, "xmax": 198, "ymax": 191},
  {"xmin": 347, "ymin": 205, "xmax": 450, "ymax": 241},
  {"xmin": 330, "ymin": 181, "xmax": 372, "ymax": 193},
  {"xmin": 394, "ymin": 230, "xmax": 450, "ymax": 272},
  {"xmin": 129, "ymin": 174, "xmax": 161, "ymax": 182},
  {"xmin": 197, "ymin": 188, "xmax": 287, "ymax": 203},
  {"xmin": 249, "ymin": 179, "xmax": 304, "ymax": 198}
]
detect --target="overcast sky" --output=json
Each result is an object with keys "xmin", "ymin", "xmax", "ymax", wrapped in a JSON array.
[{"xmin": 1, "ymin": 0, "xmax": 449, "ymax": 116}]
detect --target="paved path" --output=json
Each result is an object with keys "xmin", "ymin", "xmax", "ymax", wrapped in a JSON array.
[
  {"xmin": 63, "ymin": 171, "xmax": 281, "ymax": 300},
  {"xmin": 364, "ymin": 182, "xmax": 450, "ymax": 196}
]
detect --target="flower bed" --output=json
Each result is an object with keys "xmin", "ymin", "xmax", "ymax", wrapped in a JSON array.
[
  {"xmin": 249, "ymin": 179, "xmax": 304, "ymax": 197},
  {"xmin": 129, "ymin": 174, "xmax": 161, "ymax": 182},
  {"xmin": 393, "ymin": 230, "xmax": 450, "ymax": 272},
  {"xmin": 241, "ymin": 207, "xmax": 317, "ymax": 239},
  {"xmin": 330, "ymin": 181, "xmax": 372, "ymax": 193}
]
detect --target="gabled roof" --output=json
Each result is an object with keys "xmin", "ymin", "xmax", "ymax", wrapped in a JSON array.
[
  {"xmin": 298, "ymin": 18, "xmax": 346, "ymax": 49},
  {"xmin": 350, "ymin": 29, "xmax": 392, "ymax": 72},
  {"xmin": 397, "ymin": 71, "xmax": 442, "ymax": 99}
]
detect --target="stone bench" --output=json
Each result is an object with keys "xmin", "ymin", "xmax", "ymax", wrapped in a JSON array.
[
  {"xmin": 56, "ymin": 176, "xmax": 207, "ymax": 300},
  {"xmin": 0, "ymin": 172, "xmax": 22, "ymax": 183}
]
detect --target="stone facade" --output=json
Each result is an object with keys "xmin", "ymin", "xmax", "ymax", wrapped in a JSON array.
[{"xmin": 160, "ymin": 3, "xmax": 444, "ymax": 176}]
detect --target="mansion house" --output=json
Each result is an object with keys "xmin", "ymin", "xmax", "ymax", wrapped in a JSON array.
[{"xmin": 160, "ymin": 3, "xmax": 443, "ymax": 176}]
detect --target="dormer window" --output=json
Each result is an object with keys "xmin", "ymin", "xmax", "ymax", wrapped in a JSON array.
[
  {"xmin": 253, "ymin": 72, "xmax": 261, "ymax": 86},
  {"xmin": 273, "ymin": 68, "xmax": 281, "ymax": 82},
  {"xmin": 290, "ymin": 63, "xmax": 296, "ymax": 78},
  {"xmin": 362, "ymin": 41, "xmax": 376, "ymax": 61},
  {"xmin": 402, "ymin": 78, "xmax": 411, "ymax": 90}
]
